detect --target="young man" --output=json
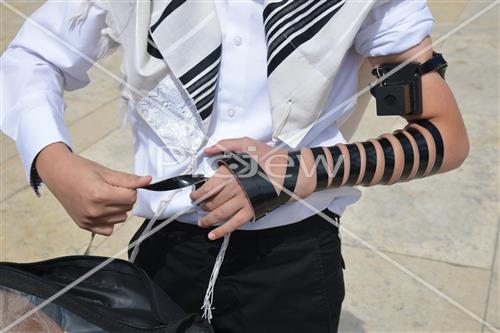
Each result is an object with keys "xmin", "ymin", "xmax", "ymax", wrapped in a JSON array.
[{"xmin": 1, "ymin": 1, "xmax": 468, "ymax": 332}]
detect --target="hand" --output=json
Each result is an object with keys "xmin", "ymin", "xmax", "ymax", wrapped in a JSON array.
[
  {"xmin": 190, "ymin": 137, "xmax": 315, "ymax": 240},
  {"xmin": 36, "ymin": 143, "xmax": 152, "ymax": 236}
]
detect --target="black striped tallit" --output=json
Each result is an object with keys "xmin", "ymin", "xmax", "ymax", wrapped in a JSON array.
[
  {"xmin": 148, "ymin": 0, "xmax": 221, "ymax": 120},
  {"xmin": 147, "ymin": 0, "xmax": 345, "ymax": 120}
]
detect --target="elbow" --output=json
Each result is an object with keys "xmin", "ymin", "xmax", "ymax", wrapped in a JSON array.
[
  {"xmin": 454, "ymin": 133, "xmax": 470, "ymax": 169},
  {"xmin": 453, "ymin": 110, "xmax": 471, "ymax": 169},
  {"xmin": 442, "ymin": 127, "xmax": 470, "ymax": 173}
]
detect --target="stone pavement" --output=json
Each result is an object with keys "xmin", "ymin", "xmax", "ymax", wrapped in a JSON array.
[{"xmin": 1, "ymin": 1, "xmax": 498, "ymax": 332}]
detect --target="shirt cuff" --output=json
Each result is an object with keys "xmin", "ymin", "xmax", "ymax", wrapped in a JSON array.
[{"xmin": 15, "ymin": 104, "xmax": 72, "ymax": 196}]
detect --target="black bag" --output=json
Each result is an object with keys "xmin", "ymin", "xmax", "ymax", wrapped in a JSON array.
[{"xmin": 0, "ymin": 255, "xmax": 214, "ymax": 333}]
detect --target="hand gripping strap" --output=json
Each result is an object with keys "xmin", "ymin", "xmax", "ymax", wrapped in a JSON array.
[
  {"xmin": 216, "ymin": 151, "xmax": 301, "ymax": 221},
  {"xmin": 217, "ymin": 152, "xmax": 274, "ymax": 221}
]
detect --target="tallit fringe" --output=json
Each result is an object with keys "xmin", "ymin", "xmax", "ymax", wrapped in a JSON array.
[
  {"xmin": 129, "ymin": 152, "xmax": 197, "ymax": 263},
  {"xmin": 271, "ymin": 99, "xmax": 294, "ymax": 147},
  {"xmin": 201, "ymin": 233, "xmax": 231, "ymax": 322},
  {"xmin": 129, "ymin": 199, "xmax": 167, "ymax": 263},
  {"xmin": 83, "ymin": 232, "xmax": 96, "ymax": 255},
  {"xmin": 68, "ymin": 0, "xmax": 92, "ymax": 30},
  {"xmin": 118, "ymin": 95, "xmax": 130, "ymax": 129},
  {"xmin": 69, "ymin": 0, "xmax": 121, "ymax": 60},
  {"xmin": 69, "ymin": 1, "xmax": 128, "ymax": 128},
  {"xmin": 96, "ymin": 27, "xmax": 115, "ymax": 59}
]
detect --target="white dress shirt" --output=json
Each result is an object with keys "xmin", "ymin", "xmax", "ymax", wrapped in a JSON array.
[{"xmin": 1, "ymin": 0, "xmax": 433, "ymax": 230}]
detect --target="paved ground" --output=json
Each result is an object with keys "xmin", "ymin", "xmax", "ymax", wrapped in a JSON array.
[{"xmin": 1, "ymin": 1, "xmax": 498, "ymax": 332}]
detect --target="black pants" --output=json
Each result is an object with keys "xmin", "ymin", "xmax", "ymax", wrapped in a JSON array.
[{"xmin": 131, "ymin": 209, "xmax": 345, "ymax": 333}]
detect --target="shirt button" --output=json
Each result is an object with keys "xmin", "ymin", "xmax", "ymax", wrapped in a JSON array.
[
  {"xmin": 234, "ymin": 36, "xmax": 243, "ymax": 46},
  {"xmin": 227, "ymin": 109, "xmax": 236, "ymax": 117}
]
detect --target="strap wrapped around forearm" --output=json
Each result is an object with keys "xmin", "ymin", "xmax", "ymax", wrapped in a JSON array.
[{"xmin": 311, "ymin": 119, "xmax": 445, "ymax": 190}]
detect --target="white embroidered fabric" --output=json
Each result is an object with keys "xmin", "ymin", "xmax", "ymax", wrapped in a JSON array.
[{"xmin": 135, "ymin": 76, "xmax": 207, "ymax": 161}]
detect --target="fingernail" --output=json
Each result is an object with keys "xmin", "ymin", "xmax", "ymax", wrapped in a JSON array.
[
  {"xmin": 197, "ymin": 219, "xmax": 203, "ymax": 227},
  {"xmin": 208, "ymin": 232, "xmax": 216, "ymax": 240}
]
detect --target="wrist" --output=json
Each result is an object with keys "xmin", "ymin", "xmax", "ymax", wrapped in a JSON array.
[{"xmin": 35, "ymin": 142, "xmax": 72, "ymax": 182}]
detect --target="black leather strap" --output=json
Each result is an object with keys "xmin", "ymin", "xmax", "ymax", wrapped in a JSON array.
[
  {"xmin": 217, "ymin": 153, "xmax": 275, "ymax": 221},
  {"xmin": 327, "ymin": 146, "xmax": 344, "ymax": 187},
  {"xmin": 311, "ymin": 147, "xmax": 329, "ymax": 191},
  {"xmin": 360, "ymin": 141, "xmax": 377, "ymax": 186},
  {"xmin": 345, "ymin": 144, "xmax": 361, "ymax": 186},
  {"xmin": 217, "ymin": 151, "xmax": 304, "ymax": 221},
  {"xmin": 372, "ymin": 52, "xmax": 447, "ymax": 79},
  {"xmin": 275, "ymin": 151, "xmax": 302, "ymax": 205},
  {"xmin": 406, "ymin": 127, "xmax": 429, "ymax": 178},
  {"xmin": 414, "ymin": 119, "xmax": 444, "ymax": 174},
  {"xmin": 419, "ymin": 52, "xmax": 448, "ymax": 79},
  {"xmin": 379, "ymin": 138, "xmax": 395, "ymax": 185},
  {"xmin": 394, "ymin": 131, "xmax": 414, "ymax": 181}
]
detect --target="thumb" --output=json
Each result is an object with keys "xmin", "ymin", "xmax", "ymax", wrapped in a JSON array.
[{"xmin": 104, "ymin": 170, "xmax": 152, "ymax": 189}]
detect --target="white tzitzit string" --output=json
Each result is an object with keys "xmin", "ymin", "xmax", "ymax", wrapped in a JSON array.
[
  {"xmin": 201, "ymin": 233, "xmax": 231, "ymax": 322},
  {"xmin": 130, "ymin": 147, "xmax": 198, "ymax": 262},
  {"xmin": 270, "ymin": 99, "xmax": 293, "ymax": 147},
  {"xmin": 129, "ymin": 195, "xmax": 175, "ymax": 263},
  {"xmin": 68, "ymin": 1, "xmax": 92, "ymax": 30},
  {"xmin": 200, "ymin": 99, "xmax": 292, "ymax": 321},
  {"xmin": 203, "ymin": 99, "xmax": 294, "ymax": 320},
  {"xmin": 83, "ymin": 232, "xmax": 96, "ymax": 255}
]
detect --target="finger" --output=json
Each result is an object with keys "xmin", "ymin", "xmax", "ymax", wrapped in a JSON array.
[
  {"xmin": 88, "ymin": 224, "xmax": 114, "ymax": 236},
  {"xmin": 204, "ymin": 137, "xmax": 249, "ymax": 155},
  {"xmin": 101, "ymin": 185, "xmax": 137, "ymax": 207},
  {"xmin": 82, "ymin": 196, "xmax": 133, "ymax": 223},
  {"xmin": 92, "ymin": 209, "xmax": 130, "ymax": 222},
  {"xmin": 190, "ymin": 168, "xmax": 232, "ymax": 202},
  {"xmin": 100, "ymin": 213, "xmax": 129, "ymax": 225},
  {"xmin": 87, "ymin": 184, "xmax": 136, "ymax": 208},
  {"xmin": 207, "ymin": 209, "xmax": 252, "ymax": 240},
  {"xmin": 201, "ymin": 181, "xmax": 240, "ymax": 212},
  {"xmin": 103, "ymin": 170, "xmax": 152, "ymax": 189},
  {"xmin": 98, "ymin": 205, "xmax": 133, "ymax": 219},
  {"xmin": 198, "ymin": 197, "xmax": 244, "ymax": 228},
  {"xmin": 189, "ymin": 177, "xmax": 221, "ymax": 203}
]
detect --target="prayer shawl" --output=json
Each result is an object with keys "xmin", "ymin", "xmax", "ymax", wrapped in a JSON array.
[{"xmin": 74, "ymin": 0, "xmax": 376, "ymax": 150}]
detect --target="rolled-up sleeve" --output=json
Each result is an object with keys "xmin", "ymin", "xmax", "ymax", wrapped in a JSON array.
[
  {"xmin": 354, "ymin": 0, "xmax": 434, "ymax": 57},
  {"xmin": 0, "ymin": 1, "xmax": 118, "ymax": 194}
]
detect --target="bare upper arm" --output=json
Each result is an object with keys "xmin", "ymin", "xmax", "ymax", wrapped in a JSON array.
[{"xmin": 367, "ymin": 36, "xmax": 469, "ymax": 170}]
